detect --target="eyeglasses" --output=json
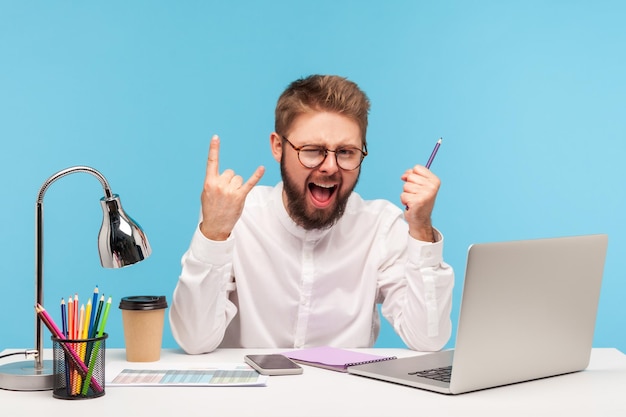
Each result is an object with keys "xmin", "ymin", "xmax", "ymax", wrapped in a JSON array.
[{"xmin": 281, "ymin": 136, "xmax": 367, "ymax": 171}]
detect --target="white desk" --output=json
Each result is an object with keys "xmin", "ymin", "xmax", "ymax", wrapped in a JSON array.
[{"xmin": 1, "ymin": 348, "xmax": 625, "ymax": 416}]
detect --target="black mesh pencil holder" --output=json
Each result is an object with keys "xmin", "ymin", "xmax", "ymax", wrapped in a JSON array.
[{"xmin": 51, "ymin": 333, "xmax": 108, "ymax": 399}]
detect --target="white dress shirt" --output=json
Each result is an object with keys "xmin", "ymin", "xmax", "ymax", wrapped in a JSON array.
[{"xmin": 170, "ymin": 182, "xmax": 454, "ymax": 354}]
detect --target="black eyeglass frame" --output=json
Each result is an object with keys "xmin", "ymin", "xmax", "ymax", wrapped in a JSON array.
[{"xmin": 281, "ymin": 135, "xmax": 368, "ymax": 171}]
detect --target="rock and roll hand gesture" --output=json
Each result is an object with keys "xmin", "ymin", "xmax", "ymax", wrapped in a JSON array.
[{"xmin": 199, "ymin": 135, "xmax": 265, "ymax": 241}]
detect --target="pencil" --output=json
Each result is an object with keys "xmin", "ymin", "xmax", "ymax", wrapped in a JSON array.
[
  {"xmin": 73, "ymin": 295, "xmax": 82, "ymax": 393},
  {"xmin": 34, "ymin": 304, "xmax": 104, "ymax": 393},
  {"xmin": 73, "ymin": 293, "xmax": 79, "ymax": 339},
  {"xmin": 66, "ymin": 296, "xmax": 75, "ymax": 393},
  {"xmin": 90, "ymin": 295, "xmax": 105, "ymax": 339},
  {"xmin": 67, "ymin": 296, "xmax": 74, "ymax": 341},
  {"xmin": 74, "ymin": 303, "xmax": 86, "ymax": 395},
  {"xmin": 60, "ymin": 298, "xmax": 67, "ymax": 338},
  {"xmin": 88, "ymin": 286, "xmax": 98, "ymax": 336},
  {"xmin": 405, "ymin": 138, "xmax": 443, "ymax": 210},
  {"xmin": 83, "ymin": 300, "xmax": 92, "ymax": 340},
  {"xmin": 60, "ymin": 297, "xmax": 70, "ymax": 393},
  {"xmin": 81, "ymin": 296, "xmax": 111, "ymax": 395},
  {"xmin": 97, "ymin": 297, "xmax": 112, "ymax": 337},
  {"xmin": 76, "ymin": 304, "xmax": 87, "ymax": 392},
  {"xmin": 78, "ymin": 304, "xmax": 86, "ymax": 340},
  {"xmin": 84, "ymin": 293, "xmax": 104, "ymax": 373},
  {"xmin": 82, "ymin": 299, "xmax": 92, "ymax": 389},
  {"xmin": 425, "ymin": 137, "xmax": 442, "ymax": 169}
]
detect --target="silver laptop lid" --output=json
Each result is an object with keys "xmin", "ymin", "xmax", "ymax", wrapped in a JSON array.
[{"xmin": 449, "ymin": 234, "xmax": 608, "ymax": 393}]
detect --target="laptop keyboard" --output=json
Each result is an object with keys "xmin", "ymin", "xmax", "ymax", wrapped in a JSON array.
[{"xmin": 408, "ymin": 366, "xmax": 452, "ymax": 383}]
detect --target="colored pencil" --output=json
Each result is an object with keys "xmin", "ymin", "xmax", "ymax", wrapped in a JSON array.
[
  {"xmin": 88, "ymin": 286, "xmax": 98, "ymax": 336},
  {"xmin": 84, "ymin": 294, "xmax": 104, "ymax": 372},
  {"xmin": 81, "ymin": 296, "xmax": 111, "ymax": 395},
  {"xmin": 60, "ymin": 298, "xmax": 67, "ymax": 338},
  {"xmin": 67, "ymin": 296, "xmax": 74, "ymax": 341},
  {"xmin": 78, "ymin": 304, "xmax": 86, "ymax": 340},
  {"xmin": 66, "ymin": 296, "xmax": 75, "ymax": 393},
  {"xmin": 82, "ymin": 302, "xmax": 91, "ymax": 339},
  {"xmin": 90, "ymin": 295, "xmax": 105, "ymax": 339},
  {"xmin": 76, "ymin": 304, "xmax": 87, "ymax": 392},
  {"xmin": 60, "ymin": 297, "xmax": 70, "ymax": 393},
  {"xmin": 97, "ymin": 297, "xmax": 112, "ymax": 337},
  {"xmin": 73, "ymin": 293, "xmax": 79, "ymax": 339}
]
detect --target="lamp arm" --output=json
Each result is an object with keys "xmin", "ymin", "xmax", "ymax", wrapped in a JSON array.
[
  {"xmin": 34, "ymin": 166, "xmax": 114, "ymax": 370},
  {"xmin": 37, "ymin": 166, "xmax": 113, "ymax": 203}
]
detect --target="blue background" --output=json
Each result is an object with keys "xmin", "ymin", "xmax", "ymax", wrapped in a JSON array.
[{"xmin": 1, "ymin": 1, "xmax": 624, "ymax": 353}]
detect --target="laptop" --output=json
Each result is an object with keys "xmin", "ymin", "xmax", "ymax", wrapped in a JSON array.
[{"xmin": 348, "ymin": 234, "xmax": 608, "ymax": 394}]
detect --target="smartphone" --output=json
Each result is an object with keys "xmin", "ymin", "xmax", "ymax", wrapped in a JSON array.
[{"xmin": 244, "ymin": 354, "xmax": 303, "ymax": 375}]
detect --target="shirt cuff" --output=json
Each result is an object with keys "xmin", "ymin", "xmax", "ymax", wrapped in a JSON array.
[
  {"xmin": 189, "ymin": 225, "xmax": 234, "ymax": 266},
  {"xmin": 407, "ymin": 227, "xmax": 444, "ymax": 268}
]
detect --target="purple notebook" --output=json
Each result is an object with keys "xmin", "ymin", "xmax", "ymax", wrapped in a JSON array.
[{"xmin": 282, "ymin": 346, "xmax": 396, "ymax": 373}]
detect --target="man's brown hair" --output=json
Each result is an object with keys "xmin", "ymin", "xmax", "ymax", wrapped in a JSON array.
[{"xmin": 275, "ymin": 75, "xmax": 370, "ymax": 148}]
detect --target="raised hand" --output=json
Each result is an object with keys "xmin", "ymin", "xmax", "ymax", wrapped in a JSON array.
[
  {"xmin": 400, "ymin": 165, "xmax": 440, "ymax": 242},
  {"xmin": 199, "ymin": 135, "xmax": 265, "ymax": 241}
]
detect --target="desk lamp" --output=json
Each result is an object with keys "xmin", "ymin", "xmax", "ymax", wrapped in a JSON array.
[{"xmin": 0, "ymin": 166, "xmax": 151, "ymax": 391}]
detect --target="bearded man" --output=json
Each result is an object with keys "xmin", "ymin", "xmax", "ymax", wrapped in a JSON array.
[{"xmin": 170, "ymin": 74, "xmax": 454, "ymax": 353}]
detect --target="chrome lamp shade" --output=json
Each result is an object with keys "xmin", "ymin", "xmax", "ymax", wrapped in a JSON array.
[
  {"xmin": 99, "ymin": 195, "xmax": 151, "ymax": 268},
  {"xmin": 0, "ymin": 166, "xmax": 151, "ymax": 391}
]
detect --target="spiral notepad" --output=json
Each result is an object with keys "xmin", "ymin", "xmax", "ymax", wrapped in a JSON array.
[{"xmin": 282, "ymin": 346, "xmax": 397, "ymax": 373}]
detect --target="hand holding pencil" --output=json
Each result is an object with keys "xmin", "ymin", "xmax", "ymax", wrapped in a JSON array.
[{"xmin": 401, "ymin": 138, "xmax": 442, "ymax": 243}]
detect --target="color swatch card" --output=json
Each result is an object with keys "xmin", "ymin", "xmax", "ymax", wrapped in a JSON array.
[{"xmin": 106, "ymin": 362, "xmax": 268, "ymax": 387}]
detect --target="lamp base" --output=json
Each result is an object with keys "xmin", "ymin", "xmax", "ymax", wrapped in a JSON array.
[{"xmin": 0, "ymin": 359, "xmax": 54, "ymax": 391}]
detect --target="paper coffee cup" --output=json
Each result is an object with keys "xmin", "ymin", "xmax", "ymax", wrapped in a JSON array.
[{"xmin": 119, "ymin": 296, "xmax": 168, "ymax": 362}]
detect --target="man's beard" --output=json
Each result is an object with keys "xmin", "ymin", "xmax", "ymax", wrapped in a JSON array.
[{"xmin": 281, "ymin": 159, "xmax": 359, "ymax": 231}]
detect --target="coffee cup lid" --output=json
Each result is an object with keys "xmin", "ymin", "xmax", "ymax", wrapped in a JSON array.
[{"xmin": 119, "ymin": 295, "xmax": 168, "ymax": 311}]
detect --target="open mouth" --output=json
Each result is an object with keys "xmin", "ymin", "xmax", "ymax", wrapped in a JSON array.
[{"xmin": 308, "ymin": 182, "xmax": 337, "ymax": 208}]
